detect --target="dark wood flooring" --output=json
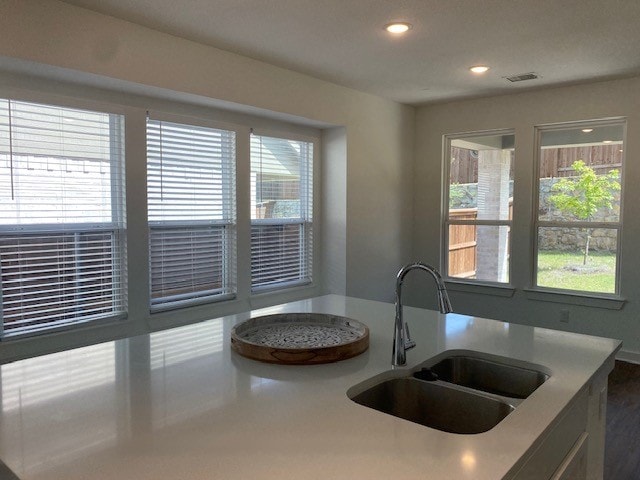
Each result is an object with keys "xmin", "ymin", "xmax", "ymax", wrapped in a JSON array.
[{"xmin": 604, "ymin": 361, "xmax": 640, "ymax": 479}]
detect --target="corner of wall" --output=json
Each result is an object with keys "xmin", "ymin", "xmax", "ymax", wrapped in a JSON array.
[{"xmin": 321, "ymin": 126, "xmax": 347, "ymax": 295}]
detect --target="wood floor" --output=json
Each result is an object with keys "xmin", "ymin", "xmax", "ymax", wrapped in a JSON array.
[{"xmin": 604, "ymin": 361, "xmax": 640, "ymax": 479}]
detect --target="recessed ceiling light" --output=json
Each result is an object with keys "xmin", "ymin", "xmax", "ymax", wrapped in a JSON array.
[
  {"xmin": 581, "ymin": 128, "xmax": 594, "ymax": 133},
  {"xmin": 603, "ymin": 140, "xmax": 613, "ymax": 144},
  {"xmin": 385, "ymin": 22, "xmax": 412, "ymax": 34},
  {"xmin": 469, "ymin": 65, "xmax": 490, "ymax": 74}
]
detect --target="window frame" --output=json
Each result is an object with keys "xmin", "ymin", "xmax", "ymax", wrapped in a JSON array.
[
  {"xmin": 531, "ymin": 118, "xmax": 626, "ymax": 297},
  {"xmin": 249, "ymin": 128, "xmax": 316, "ymax": 293},
  {"xmin": 145, "ymin": 111, "xmax": 239, "ymax": 312},
  {"xmin": 441, "ymin": 128, "xmax": 515, "ymax": 287},
  {"xmin": 0, "ymin": 96, "xmax": 128, "ymax": 339}
]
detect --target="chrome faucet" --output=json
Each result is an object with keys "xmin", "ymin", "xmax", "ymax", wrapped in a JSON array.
[{"xmin": 392, "ymin": 262, "xmax": 453, "ymax": 367}]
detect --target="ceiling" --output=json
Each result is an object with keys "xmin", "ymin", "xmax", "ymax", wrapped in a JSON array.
[{"xmin": 60, "ymin": 0, "xmax": 640, "ymax": 105}]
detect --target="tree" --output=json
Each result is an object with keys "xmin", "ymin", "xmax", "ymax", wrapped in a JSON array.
[
  {"xmin": 449, "ymin": 183, "xmax": 466, "ymax": 208},
  {"xmin": 548, "ymin": 160, "xmax": 620, "ymax": 265}
]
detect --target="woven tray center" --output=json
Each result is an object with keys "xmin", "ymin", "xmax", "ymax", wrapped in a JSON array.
[{"xmin": 242, "ymin": 323, "xmax": 361, "ymax": 348}]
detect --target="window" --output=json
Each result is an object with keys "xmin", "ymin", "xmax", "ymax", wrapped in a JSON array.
[
  {"xmin": 534, "ymin": 120, "xmax": 624, "ymax": 295},
  {"xmin": 443, "ymin": 131, "xmax": 514, "ymax": 283},
  {"xmin": 147, "ymin": 117, "xmax": 236, "ymax": 309},
  {"xmin": 0, "ymin": 99, "xmax": 126, "ymax": 337},
  {"xmin": 250, "ymin": 133, "xmax": 313, "ymax": 291}
]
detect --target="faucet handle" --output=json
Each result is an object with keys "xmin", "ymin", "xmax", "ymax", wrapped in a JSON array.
[{"xmin": 404, "ymin": 323, "xmax": 416, "ymax": 350}]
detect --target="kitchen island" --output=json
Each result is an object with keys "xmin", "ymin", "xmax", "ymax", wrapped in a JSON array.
[{"xmin": 0, "ymin": 295, "xmax": 621, "ymax": 479}]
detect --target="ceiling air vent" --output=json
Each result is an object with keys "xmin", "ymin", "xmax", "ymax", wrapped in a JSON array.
[{"xmin": 505, "ymin": 72, "xmax": 540, "ymax": 82}]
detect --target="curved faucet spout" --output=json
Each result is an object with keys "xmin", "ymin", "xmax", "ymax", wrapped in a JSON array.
[{"xmin": 392, "ymin": 262, "xmax": 453, "ymax": 367}]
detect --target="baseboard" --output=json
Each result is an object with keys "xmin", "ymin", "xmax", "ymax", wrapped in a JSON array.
[{"xmin": 616, "ymin": 350, "xmax": 640, "ymax": 365}]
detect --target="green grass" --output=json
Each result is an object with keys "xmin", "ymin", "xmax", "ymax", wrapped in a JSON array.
[{"xmin": 537, "ymin": 250, "xmax": 616, "ymax": 293}]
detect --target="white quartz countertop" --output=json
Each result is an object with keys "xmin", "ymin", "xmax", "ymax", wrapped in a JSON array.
[{"xmin": 0, "ymin": 295, "xmax": 621, "ymax": 480}]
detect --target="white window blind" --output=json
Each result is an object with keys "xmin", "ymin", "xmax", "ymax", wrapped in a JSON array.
[
  {"xmin": 147, "ymin": 118, "xmax": 236, "ymax": 309},
  {"xmin": 0, "ymin": 99, "xmax": 126, "ymax": 337},
  {"xmin": 250, "ymin": 134, "xmax": 313, "ymax": 290}
]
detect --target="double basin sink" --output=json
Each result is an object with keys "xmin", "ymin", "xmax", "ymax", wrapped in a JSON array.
[{"xmin": 347, "ymin": 352, "xmax": 550, "ymax": 434}]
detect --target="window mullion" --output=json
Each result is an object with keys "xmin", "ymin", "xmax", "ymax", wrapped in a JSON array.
[
  {"xmin": 537, "ymin": 220, "xmax": 620, "ymax": 229},
  {"xmin": 446, "ymin": 219, "xmax": 512, "ymax": 227}
]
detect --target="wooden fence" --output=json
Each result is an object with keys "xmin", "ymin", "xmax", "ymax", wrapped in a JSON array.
[
  {"xmin": 539, "ymin": 145, "xmax": 622, "ymax": 178},
  {"xmin": 449, "ymin": 148, "xmax": 479, "ymax": 185},
  {"xmin": 450, "ymin": 145, "xmax": 621, "ymax": 184},
  {"xmin": 448, "ymin": 209, "xmax": 477, "ymax": 278},
  {"xmin": 448, "ymin": 203, "xmax": 512, "ymax": 279}
]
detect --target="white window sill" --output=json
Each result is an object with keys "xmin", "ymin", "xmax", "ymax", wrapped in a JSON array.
[
  {"xmin": 1, "ymin": 313, "xmax": 128, "ymax": 342},
  {"xmin": 523, "ymin": 288, "xmax": 626, "ymax": 310},
  {"xmin": 444, "ymin": 280, "xmax": 515, "ymax": 297},
  {"xmin": 251, "ymin": 279, "xmax": 313, "ymax": 297},
  {"xmin": 150, "ymin": 293, "xmax": 237, "ymax": 314}
]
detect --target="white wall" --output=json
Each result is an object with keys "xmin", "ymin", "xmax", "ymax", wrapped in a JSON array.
[
  {"xmin": 411, "ymin": 76, "xmax": 640, "ymax": 358},
  {"xmin": 0, "ymin": 0, "xmax": 415, "ymax": 360}
]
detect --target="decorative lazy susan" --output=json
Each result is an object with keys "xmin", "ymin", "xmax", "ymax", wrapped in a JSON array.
[{"xmin": 231, "ymin": 313, "xmax": 369, "ymax": 365}]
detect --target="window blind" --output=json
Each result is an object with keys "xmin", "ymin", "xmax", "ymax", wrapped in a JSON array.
[
  {"xmin": 147, "ymin": 118, "xmax": 236, "ymax": 309},
  {"xmin": 0, "ymin": 99, "xmax": 126, "ymax": 337},
  {"xmin": 250, "ymin": 134, "xmax": 313, "ymax": 290}
]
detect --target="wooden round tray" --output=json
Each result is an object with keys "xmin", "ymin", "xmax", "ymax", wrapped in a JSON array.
[{"xmin": 230, "ymin": 313, "xmax": 369, "ymax": 365}]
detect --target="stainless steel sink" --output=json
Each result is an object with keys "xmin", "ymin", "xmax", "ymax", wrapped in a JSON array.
[
  {"xmin": 426, "ymin": 355, "xmax": 549, "ymax": 399},
  {"xmin": 348, "ymin": 351, "xmax": 550, "ymax": 434},
  {"xmin": 350, "ymin": 377, "xmax": 514, "ymax": 434}
]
